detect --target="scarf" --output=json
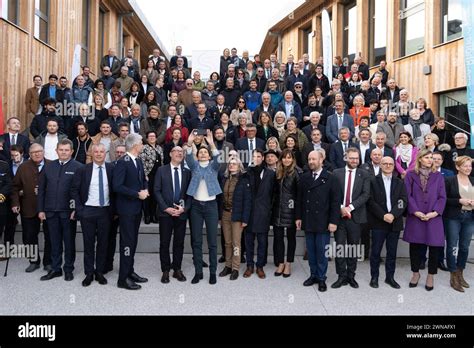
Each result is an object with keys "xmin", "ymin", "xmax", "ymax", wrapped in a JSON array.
[
  {"xmin": 419, "ymin": 167, "xmax": 431, "ymax": 192},
  {"xmin": 408, "ymin": 117, "xmax": 423, "ymax": 139},
  {"xmin": 275, "ymin": 122, "xmax": 286, "ymax": 137},
  {"xmin": 398, "ymin": 144, "xmax": 413, "ymax": 163}
]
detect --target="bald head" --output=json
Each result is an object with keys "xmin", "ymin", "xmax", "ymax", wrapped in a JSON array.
[
  {"xmin": 380, "ymin": 156, "xmax": 394, "ymax": 175},
  {"xmin": 307, "ymin": 150, "xmax": 323, "ymax": 171}
]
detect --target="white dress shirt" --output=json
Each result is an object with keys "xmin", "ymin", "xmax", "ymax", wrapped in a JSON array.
[
  {"xmin": 359, "ymin": 142, "xmax": 370, "ymax": 164},
  {"xmin": 127, "ymin": 152, "xmax": 137, "ymax": 167},
  {"xmin": 343, "ymin": 167, "xmax": 357, "ymax": 211},
  {"xmin": 382, "ymin": 174, "xmax": 392, "ymax": 212},
  {"xmin": 373, "ymin": 164, "xmax": 380, "ymax": 176},
  {"xmin": 85, "ymin": 163, "xmax": 110, "ymax": 207}
]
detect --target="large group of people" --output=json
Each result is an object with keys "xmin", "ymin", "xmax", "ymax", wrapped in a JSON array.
[{"xmin": 0, "ymin": 45, "xmax": 472, "ymax": 293}]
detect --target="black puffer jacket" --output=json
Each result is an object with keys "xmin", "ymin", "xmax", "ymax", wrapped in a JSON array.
[{"xmin": 272, "ymin": 168, "xmax": 302, "ymax": 227}]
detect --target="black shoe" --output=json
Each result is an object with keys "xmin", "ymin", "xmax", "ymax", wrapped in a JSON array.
[
  {"xmin": 161, "ymin": 271, "xmax": 170, "ymax": 284},
  {"xmin": 331, "ymin": 277, "xmax": 348, "ymax": 289},
  {"xmin": 144, "ymin": 216, "xmax": 151, "ymax": 224},
  {"xmin": 385, "ymin": 277, "xmax": 401, "ymax": 289},
  {"xmin": 347, "ymin": 278, "xmax": 359, "ymax": 288},
  {"xmin": 25, "ymin": 263, "xmax": 40, "ymax": 273},
  {"xmin": 230, "ymin": 270, "xmax": 239, "ymax": 280},
  {"xmin": 130, "ymin": 272, "xmax": 148, "ymax": 283},
  {"xmin": 370, "ymin": 277, "xmax": 379, "ymax": 288},
  {"xmin": 209, "ymin": 273, "xmax": 217, "ymax": 285},
  {"xmin": 117, "ymin": 278, "xmax": 141, "ymax": 290},
  {"xmin": 202, "ymin": 261, "xmax": 209, "ymax": 268},
  {"xmin": 425, "ymin": 285, "xmax": 434, "ymax": 291},
  {"xmin": 40, "ymin": 270, "xmax": 62, "ymax": 281},
  {"xmin": 172, "ymin": 270, "xmax": 186, "ymax": 282},
  {"xmin": 64, "ymin": 272, "xmax": 74, "ymax": 281},
  {"xmin": 218, "ymin": 256, "xmax": 225, "ymax": 263},
  {"xmin": 409, "ymin": 273, "xmax": 420, "ymax": 288},
  {"xmin": 438, "ymin": 262, "xmax": 449, "ymax": 272},
  {"xmin": 241, "ymin": 255, "xmax": 246, "ymax": 263},
  {"xmin": 150, "ymin": 215, "xmax": 158, "ymax": 223},
  {"xmin": 419, "ymin": 262, "xmax": 426, "ymax": 270},
  {"xmin": 191, "ymin": 273, "xmax": 203, "ymax": 284},
  {"xmin": 82, "ymin": 274, "xmax": 94, "ymax": 287},
  {"xmin": 94, "ymin": 272, "xmax": 107, "ymax": 285},
  {"xmin": 318, "ymin": 281, "xmax": 327, "ymax": 292},
  {"xmin": 303, "ymin": 277, "xmax": 318, "ymax": 287},
  {"xmin": 219, "ymin": 267, "xmax": 232, "ymax": 277}
]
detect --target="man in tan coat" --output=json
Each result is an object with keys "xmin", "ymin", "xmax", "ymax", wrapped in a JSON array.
[
  {"xmin": 24, "ymin": 75, "xmax": 43, "ymax": 126},
  {"xmin": 86, "ymin": 120, "xmax": 118, "ymax": 163}
]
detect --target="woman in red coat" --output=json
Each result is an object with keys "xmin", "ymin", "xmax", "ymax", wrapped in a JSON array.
[{"xmin": 165, "ymin": 114, "xmax": 188, "ymax": 143}]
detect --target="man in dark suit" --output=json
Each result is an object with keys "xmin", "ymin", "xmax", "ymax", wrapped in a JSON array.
[
  {"xmin": 243, "ymin": 149, "xmax": 275, "ymax": 279},
  {"xmin": 235, "ymin": 124, "xmax": 265, "ymax": 168},
  {"xmin": 332, "ymin": 147, "xmax": 370, "ymax": 289},
  {"xmin": 113, "ymin": 133, "xmax": 149, "ymax": 290},
  {"xmin": 71, "ymin": 143, "xmax": 114, "ymax": 287},
  {"xmin": 0, "ymin": 158, "xmax": 12, "ymax": 262},
  {"xmin": 39, "ymin": 74, "xmax": 59, "ymax": 105},
  {"xmin": 357, "ymin": 129, "xmax": 376, "ymax": 165},
  {"xmin": 0, "ymin": 117, "xmax": 30, "ymax": 160},
  {"xmin": 100, "ymin": 48, "xmax": 122, "ymax": 77},
  {"xmin": 285, "ymin": 64, "xmax": 308, "ymax": 92},
  {"xmin": 367, "ymin": 131, "xmax": 395, "ymax": 160},
  {"xmin": 104, "ymin": 144, "xmax": 126, "ymax": 273},
  {"xmin": 367, "ymin": 156, "xmax": 407, "ymax": 289},
  {"xmin": 38, "ymin": 139, "xmax": 83, "ymax": 281},
  {"xmin": 329, "ymin": 127, "xmax": 358, "ymax": 170},
  {"xmin": 154, "ymin": 146, "xmax": 191, "ymax": 284},
  {"xmin": 10, "ymin": 144, "xmax": 51, "ymax": 271},
  {"xmin": 301, "ymin": 128, "xmax": 330, "ymax": 168},
  {"xmin": 302, "ymin": 111, "xmax": 326, "ymax": 142},
  {"xmin": 326, "ymin": 100, "xmax": 355, "ymax": 143},
  {"xmin": 296, "ymin": 150, "xmax": 340, "ymax": 291},
  {"xmin": 276, "ymin": 91, "xmax": 303, "ymax": 125}
]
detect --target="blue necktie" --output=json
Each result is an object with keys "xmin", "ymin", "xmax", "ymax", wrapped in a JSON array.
[
  {"xmin": 98, "ymin": 166, "xmax": 105, "ymax": 207},
  {"xmin": 173, "ymin": 167, "xmax": 180, "ymax": 204}
]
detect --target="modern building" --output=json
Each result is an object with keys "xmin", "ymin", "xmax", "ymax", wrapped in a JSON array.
[
  {"xmin": 0, "ymin": 0, "xmax": 169, "ymax": 128},
  {"xmin": 259, "ymin": 0, "xmax": 469, "ymax": 135}
]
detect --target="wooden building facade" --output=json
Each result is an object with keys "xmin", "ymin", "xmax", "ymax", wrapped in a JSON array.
[
  {"xmin": 259, "ymin": 0, "xmax": 468, "ymax": 132},
  {"xmin": 0, "ymin": 0, "xmax": 168, "ymax": 129}
]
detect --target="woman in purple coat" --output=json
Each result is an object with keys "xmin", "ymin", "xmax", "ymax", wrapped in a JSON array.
[{"xmin": 403, "ymin": 149, "xmax": 447, "ymax": 291}]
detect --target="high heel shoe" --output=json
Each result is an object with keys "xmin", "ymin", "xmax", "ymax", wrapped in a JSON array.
[
  {"xmin": 425, "ymin": 275, "xmax": 434, "ymax": 291},
  {"xmin": 409, "ymin": 273, "xmax": 420, "ymax": 288},
  {"xmin": 274, "ymin": 264, "xmax": 284, "ymax": 277},
  {"xmin": 283, "ymin": 263, "xmax": 291, "ymax": 278}
]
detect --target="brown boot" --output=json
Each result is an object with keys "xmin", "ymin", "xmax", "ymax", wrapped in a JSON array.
[
  {"xmin": 450, "ymin": 271, "xmax": 464, "ymax": 292},
  {"xmin": 243, "ymin": 266, "xmax": 254, "ymax": 278},
  {"xmin": 256, "ymin": 267, "xmax": 266, "ymax": 279},
  {"xmin": 457, "ymin": 269, "xmax": 470, "ymax": 288}
]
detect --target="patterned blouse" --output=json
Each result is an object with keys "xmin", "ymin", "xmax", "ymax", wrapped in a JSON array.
[{"xmin": 139, "ymin": 144, "xmax": 163, "ymax": 177}]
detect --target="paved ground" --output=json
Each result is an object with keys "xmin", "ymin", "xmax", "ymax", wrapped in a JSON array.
[{"xmin": 0, "ymin": 253, "xmax": 472, "ymax": 315}]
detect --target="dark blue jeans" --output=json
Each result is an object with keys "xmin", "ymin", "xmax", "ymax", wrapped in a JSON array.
[
  {"xmin": 190, "ymin": 199, "xmax": 218, "ymax": 275},
  {"xmin": 370, "ymin": 229, "xmax": 400, "ymax": 279},
  {"xmin": 305, "ymin": 231, "xmax": 330, "ymax": 282},
  {"xmin": 445, "ymin": 211, "xmax": 474, "ymax": 272},
  {"xmin": 47, "ymin": 212, "xmax": 76, "ymax": 273}
]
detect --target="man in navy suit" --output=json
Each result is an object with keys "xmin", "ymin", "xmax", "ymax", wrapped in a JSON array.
[
  {"xmin": 154, "ymin": 145, "xmax": 191, "ymax": 284},
  {"xmin": 326, "ymin": 100, "xmax": 355, "ymax": 143},
  {"xmin": 113, "ymin": 133, "xmax": 149, "ymax": 290},
  {"xmin": 71, "ymin": 143, "xmax": 114, "ymax": 287},
  {"xmin": 0, "ymin": 117, "xmax": 30, "ymax": 160},
  {"xmin": 235, "ymin": 124, "xmax": 265, "ymax": 168},
  {"xmin": 277, "ymin": 91, "xmax": 303, "ymax": 124},
  {"xmin": 38, "ymin": 139, "xmax": 83, "ymax": 281},
  {"xmin": 366, "ymin": 132, "xmax": 395, "ymax": 160},
  {"xmin": 329, "ymin": 127, "xmax": 359, "ymax": 170}
]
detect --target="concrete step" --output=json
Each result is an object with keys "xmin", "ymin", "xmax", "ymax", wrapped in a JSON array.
[{"xmin": 12, "ymin": 221, "xmax": 474, "ymax": 259}]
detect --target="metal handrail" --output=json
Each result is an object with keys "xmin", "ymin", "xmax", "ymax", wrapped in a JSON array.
[
  {"xmin": 445, "ymin": 111, "xmax": 471, "ymax": 127},
  {"xmin": 444, "ymin": 120, "xmax": 470, "ymax": 135}
]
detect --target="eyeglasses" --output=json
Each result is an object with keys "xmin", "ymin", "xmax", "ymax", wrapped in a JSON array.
[
  {"xmin": 295, "ymin": 86, "xmax": 302, "ymax": 89},
  {"xmin": 186, "ymin": 83, "xmax": 193, "ymax": 86}
]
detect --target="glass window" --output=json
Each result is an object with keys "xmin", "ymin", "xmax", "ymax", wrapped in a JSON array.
[
  {"xmin": 369, "ymin": 0, "xmax": 387, "ymax": 66},
  {"xmin": 441, "ymin": 0, "xmax": 463, "ymax": 42},
  {"xmin": 81, "ymin": 0, "xmax": 90, "ymax": 66},
  {"xmin": 343, "ymin": 2, "xmax": 358, "ymax": 63},
  {"xmin": 400, "ymin": 0, "xmax": 425, "ymax": 57},
  {"xmin": 34, "ymin": 0, "xmax": 49, "ymax": 43},
  {"xmin": 1, "ymin": 0, "xmax": 19, "ymax": 25},
  {"xmin": 98, "ymin": 8, "xmax": 106, "ymax": 68}
]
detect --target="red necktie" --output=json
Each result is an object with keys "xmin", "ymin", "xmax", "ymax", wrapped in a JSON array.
[{"xmin": 345, "ymin": 170, "xmax": 352, "ymax": 207}]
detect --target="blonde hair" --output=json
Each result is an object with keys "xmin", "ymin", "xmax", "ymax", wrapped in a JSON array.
[
  {"xmin": 414, "ymin": 149, "xmax": 436, "ymax": 174},
  {"xmin": 455, "ymin": 155, "xmax": 473, "ymax": 170}
]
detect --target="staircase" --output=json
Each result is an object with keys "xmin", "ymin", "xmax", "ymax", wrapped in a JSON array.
[{"xmin": 443, "ymin": 95, "xmax": 471, "ymax": 139}]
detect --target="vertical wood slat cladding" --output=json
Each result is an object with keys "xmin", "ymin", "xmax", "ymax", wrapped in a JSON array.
[{"xmin": 1, "ymin": 0, "xmax": 160, "ymax": 130}]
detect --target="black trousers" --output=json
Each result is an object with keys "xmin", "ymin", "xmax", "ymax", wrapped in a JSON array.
[
  {"xmin": 143, "ymin": 179, "xmax": 157, "ymax": 219},
  {"xmin": 273, "ymin": 226, "xmax": 296, "ymax": 264},
  {"xmin": 409, "ymin": 243, "xmax": 440, "ymax": 275},
  {"xmin": 334, "ymin": 219, "xmax": 361, "ymax": 279},
  {"xmin": 0, "ymin": 210, "xmax": 17, "ymax": 244},
  {"xmin": 47, "ymin": 212, "xmax": 76, "ymax": 273},
  {"xmin": 159, "ymin": 215, "xmax": 186, "ymax": 272},
  {"xmin": 118, "ymin": 213, "xmax": 142, "ymax": 282},
  {"xmin": 81, "ymin": 206, "xmax": 110, "ymax": 275},
  {"xmin": 105, "ymin": 217, "xmax": 119, "ymax": 271},
  {"xmin": 360, "ymin": 223, "xmax": 371, "ymax": 258},
  {"xmin": 21, "ymin": 216, "xmax": 51, "ymax": 266}
]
